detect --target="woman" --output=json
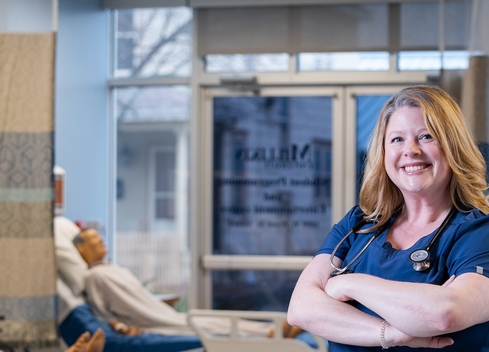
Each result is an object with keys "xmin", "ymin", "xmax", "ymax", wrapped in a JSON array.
[{"xmin": 287, "ymin": 85, "xmax": 489, "ymax": 351}]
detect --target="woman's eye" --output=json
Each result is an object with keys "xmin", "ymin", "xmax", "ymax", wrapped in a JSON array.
[
  {"xmin": 420, "ymin": 134, "xmax": 433, "ymax": 140},
  {"xmin": 391, "ymin": 137, "xmax": 402, "ymax": 143}
]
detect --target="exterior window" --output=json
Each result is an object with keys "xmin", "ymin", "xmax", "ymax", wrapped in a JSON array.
[
  {"xmin": 205, "ymin": 54, "xmax": 289, "ymax": 73},
  {"xmin": 116, "ymin": 11, "xmax": 134, "ymax": 71},
  {"xmin": 112, "ymin": 8, "xmax": 192, "ymax": 304},
  {"xmin": 115, "ymin": 85, "xmax": 190, "ymax": 297},
  {"xmin": 114, "ymin": 8, "xmax": 192, "ymax": 78},
  {"xmin": 155, "ymin": 149, "xmax": 176, "ymax": 220},
  {"xmin": 298, "ymin": 52, "xmax": 390, "ymax": 71},
  {"xmin": 398, "ymin": 51, "xmax": 470, "ymax": 71}
]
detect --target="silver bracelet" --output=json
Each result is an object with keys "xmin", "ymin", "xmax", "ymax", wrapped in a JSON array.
[{"xmin": 380, "ymin": 320, "xmax": 389, "ymax": 349}]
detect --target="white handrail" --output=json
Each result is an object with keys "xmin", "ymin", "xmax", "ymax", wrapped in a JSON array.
[{"xmin": 201, "ymin": 255, "xmax": 311, "ymax": 270}]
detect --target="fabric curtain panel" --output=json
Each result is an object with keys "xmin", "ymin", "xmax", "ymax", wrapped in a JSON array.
[
  {"xmin": 0, "ymin": 33, "xmax": 58, "ymax": 348},
  {"xmin": 196, "ymin": 1, "xmax": 470, "ymax": 55}
]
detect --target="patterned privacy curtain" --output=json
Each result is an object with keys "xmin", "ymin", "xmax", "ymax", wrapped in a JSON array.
[{"xmin": 0, "ymin": 33, "xmax": 58, "ymax": 348}]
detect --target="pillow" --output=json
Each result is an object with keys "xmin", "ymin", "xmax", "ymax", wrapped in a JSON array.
[
  {"xmin": 54, "ymin": 216, "xmax": 88, "ymax": 296},
  {"xmin": 57, "ymin": 277, "xmax": 85, "ymax": 323}
]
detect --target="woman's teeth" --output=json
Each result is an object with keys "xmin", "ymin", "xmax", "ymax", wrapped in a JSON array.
[{"xmin": 404, "ymin": 165, "xmax": 426, "ymax": 172}]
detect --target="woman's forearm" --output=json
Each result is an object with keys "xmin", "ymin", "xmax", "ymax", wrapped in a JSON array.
[
  {"xmin": 289, "ymin": 255, "xmax": 455, "ymax": 349},
  {"xmin": 327, "ymin": 273, "xmax": 461, "ymax": 336},
  {"xmin": 288, "ymin": 256, "xmax": 385, "ymax": 346},
  {"xmin": 289, "ymin": 284, "xmax": 386, "ymax": 346}
]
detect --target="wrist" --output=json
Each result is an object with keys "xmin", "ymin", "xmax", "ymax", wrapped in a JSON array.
[
  {"xmin": 380, "ymin": 320, "xmax": 389, "ymax": 349},
  {"xmin": 383, "ymin": 322, "xmax": 410, "ymax": 348}
]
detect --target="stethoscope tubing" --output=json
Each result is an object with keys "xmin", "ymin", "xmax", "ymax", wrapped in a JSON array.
[
  {"xmin": 330, "ymin": 218, "xmax": 382, "ymax": 276},
  {"xmin": 330, "ymin": 207, "xmax": 457, "ymax": 276},
  {"xmin": 423, "ymin": 207, "xmax": 457, "ymax": 252}
]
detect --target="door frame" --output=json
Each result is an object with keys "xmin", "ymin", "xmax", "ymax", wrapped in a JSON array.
[{"xmin": 194, "ymin": 86, "xmax": 344, "ymax": 308}]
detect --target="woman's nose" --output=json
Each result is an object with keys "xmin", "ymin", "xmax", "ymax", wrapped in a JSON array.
[{"xmin": 404, "ymin": 140, "xmax": 421, "ymax": 156}]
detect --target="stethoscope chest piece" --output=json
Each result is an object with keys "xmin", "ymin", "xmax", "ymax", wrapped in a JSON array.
[
  {"xmin": 330, "ymin": 207, "xmax": 456, "ymax": 276},
  {"xmin": 409, "ymin": 249, "xmax": 431, "ymax": 272},
  {"xmin": 408, "ymin": 207, "xmax": 457, "ymax": 272}
]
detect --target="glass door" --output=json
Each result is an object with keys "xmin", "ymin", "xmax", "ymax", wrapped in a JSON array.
[{"xmin": 195, "ymin": 86, "xmax": 344, "ymax": 310}]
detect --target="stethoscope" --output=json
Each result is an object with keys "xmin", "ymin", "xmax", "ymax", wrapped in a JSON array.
[{"xmin": 330, "ymin": 207, "xmax": 457, "ymax": 276}]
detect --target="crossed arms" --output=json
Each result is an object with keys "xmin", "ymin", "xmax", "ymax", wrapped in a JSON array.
[{"xmin": 287, "ymin": 254, "xmax": 489, "ymax": 349}]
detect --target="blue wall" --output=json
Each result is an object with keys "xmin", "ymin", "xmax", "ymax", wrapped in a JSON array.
[{"xmin": 55, "ymin": 0, "xmax": 110, "ymax": 230}]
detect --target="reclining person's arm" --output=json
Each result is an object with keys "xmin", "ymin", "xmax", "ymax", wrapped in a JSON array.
[
  {"xmin": 108, "ymin": 320, "xmax": 144, "ymax": 336},
  {"xmin": 84, "ymin": 268, "xmax": 145, "ymax": 335}
]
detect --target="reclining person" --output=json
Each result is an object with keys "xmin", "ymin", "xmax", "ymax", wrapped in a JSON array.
[{"xmin": 73, "ymin": 228, "xmax": 302, "ymax": 338}]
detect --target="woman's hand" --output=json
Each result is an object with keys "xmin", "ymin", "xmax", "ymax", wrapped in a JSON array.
[{"xmin": 324, "ymin": 274, "xmax": 353, "ymax": 302}]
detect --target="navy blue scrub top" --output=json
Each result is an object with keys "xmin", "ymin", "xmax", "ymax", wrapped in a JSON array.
[{"xmin": 317, "ymin": 206, "xmax": 489, "ymax": 352}]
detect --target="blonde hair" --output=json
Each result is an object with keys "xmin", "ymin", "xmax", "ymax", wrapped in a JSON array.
[{"xmin": 359, "ymin": 85, "xmax": 489, "ymax": 228}]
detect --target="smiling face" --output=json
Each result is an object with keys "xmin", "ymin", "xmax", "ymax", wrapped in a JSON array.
[{"xmin": 384, "ymin": 106, "xmax": 452, "ymax": 201}]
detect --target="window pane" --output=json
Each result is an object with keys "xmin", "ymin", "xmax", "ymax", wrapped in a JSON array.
[
  {"xmin": 116, "ymin": 85, "xmax": 190, "ymax": 122},
  {"xmin": 212, "ymin": 96, "xmax": 333, "ymax": 257},
  {"xmin": 156, "ymin": 151, "xmax": 175, "ymax": 192},
  {"xmin": 356, "ymin": 95, "xmax": 391, "ymax": 199},
  {"xmin": 398, "ymin": 50, "xmax": 469, "ymax": 70},
  {"xmin": 115, "ymin": 85, "xmax": 190, "ymax": 299},
  {"xmin": 205, "ymin": 54, "xmax": 289, "ymax": 73},
  {"xmin": 298, "ymin": 52, "xmax": 389, "ymax": 71},
  {"xmin": 114, "ymin": 8, "xmax": 192, "ymax": 78},
  {"xmin": 442, "ymin": 51, "xmax": 470, "ymax": 69},
  {"xmin": 213, "ymin": 270, "xmax": 301, "ymax": 311},
  {"xmin": 156, "ymin": 198, "xmax": 175, "ymax": 219},
  {"xmin": 116, "ymin": 11, "xmax": 134, "ymax": 70}
]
